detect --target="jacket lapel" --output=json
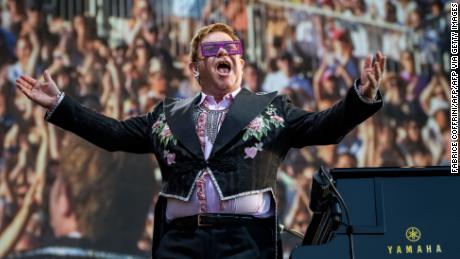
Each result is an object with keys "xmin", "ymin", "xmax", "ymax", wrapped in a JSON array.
[
  {"xmin": 211, "ymin": 88, "xmax": 278, "ymax": 156},
  {"xmin": 164, "ymin": 94, "xmax": 204, "ymax": 159}
]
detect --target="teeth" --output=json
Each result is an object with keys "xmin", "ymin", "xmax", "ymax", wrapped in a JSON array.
[
  {"xmin": 216, "ymin": 60, "xmax": 231, "ymax": 74},
  {"xmin": 217, "ymin": 61, "xmax": 231, "ymax": 67}
]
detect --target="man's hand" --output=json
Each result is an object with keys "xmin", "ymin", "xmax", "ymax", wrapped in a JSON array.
[
  {"xmin": 360, "ymin": 51, "xmax": 386, "ymax": 100},
  {"xmin": 16, "ymin": 70, "xmax": 61, "ymax": 109}
]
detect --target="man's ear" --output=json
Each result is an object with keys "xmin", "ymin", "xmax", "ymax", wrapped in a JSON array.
[
  {"xmin": 240, "ymin": 58, "xmax": 245, "ymax": 69},
  {"xmin": 188, "ymin": 62, "xmax": 200, "ymax": 77}
]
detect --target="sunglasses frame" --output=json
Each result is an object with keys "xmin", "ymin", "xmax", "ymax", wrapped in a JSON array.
[{"xmin": 199, "ymin": 40, "xmax": 243, "ymax": 59}]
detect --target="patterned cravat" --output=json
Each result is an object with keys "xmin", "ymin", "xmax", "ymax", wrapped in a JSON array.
[
  {"xmin": 192, "ymin": 97, "xmax": 230, "ymax": 212},
  {"xmin": 193, "ymin": 98, "xmax": 229, "ymax": 147}
]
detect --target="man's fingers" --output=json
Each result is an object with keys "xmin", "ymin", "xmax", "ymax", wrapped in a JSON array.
[
  {"xmin": 44, "ymin": 70, "xmax": 56, "ymax": 84},
  {"xmin": 374, "ymin": 62, "xmax": 382, "ymax": 82},
  {"xmin": 380, "ymin": 55, "xmax": 387, "ymax": 74},
  {"xmin": 17, "ymin": 77, "xmax": 32, "ymax": 87},
  {"xmin": 366, "ymin": 72, "xmax": 378, "ymax": 88},
  {"xmin": 362, "ymin": 67, "xmax": 373, "ymax": 82},
  {"xmin": 20, "ymin": 75, "xmax": 38, "ymax": 86},
  {"xmin": 16, "ymin": 78, "xmax": 34, "ymax": 90},
  {"xmin": 376, "ymin": 51, "xmax": 382, "ymax": 63},
  {"xmin": 16, "ymin": 83, "xmax": 32, "ymax": 98},
  {"xmin": 365, "ymin": 67, "xmax": 373, "ymax": 75},
  {"xmin": 375, "ymin": 52, "xmax": 386, "ymax": 73},
  {"xmin": 16, "ymin": 80, "xmax": 30, "ymax": 90},
  {"xmin": 364, "ymin": 55, "xmax": 372, "ymax": 69}
]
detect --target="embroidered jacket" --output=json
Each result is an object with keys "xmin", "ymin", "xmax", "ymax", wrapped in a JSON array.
[
  {"xmin": 47, "ymin": 86, "xmax": 382, "ymax": 201},
  {"xmin": 46, "ymin": 84, "xmax": 382, "ymax": 258}
]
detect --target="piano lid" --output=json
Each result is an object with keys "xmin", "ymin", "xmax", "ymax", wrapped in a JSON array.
[{"xmin": 291, "ymin": 166, "xmax": 460, "ymax": 259}]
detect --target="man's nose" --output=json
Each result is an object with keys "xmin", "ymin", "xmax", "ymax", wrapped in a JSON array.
[{"xmin": 216, "ymin": 47, "xmax": 228, "ymax": 57}]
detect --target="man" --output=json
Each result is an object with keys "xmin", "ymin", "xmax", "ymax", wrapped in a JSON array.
[
  {"xmin": 8, "ymin": 136, "xmax": 155, "ymax": 258},
  {"xmin": 16, "ymin": 23, "xmax": 385, "ymax": 258}
]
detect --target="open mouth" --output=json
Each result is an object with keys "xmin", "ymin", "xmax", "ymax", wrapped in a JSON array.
[{"xmin": 216, "ymin": 60, "xmax": 232, "ymax": 75}]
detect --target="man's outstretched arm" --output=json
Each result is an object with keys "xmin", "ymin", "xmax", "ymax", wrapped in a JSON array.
[
  {"xmin": 283, "ymin": 52, "xmax": 386, "ymax": 148},
  {"xmin": 16, "ymin": 71, "xmax": 158, "ymax": 153}
]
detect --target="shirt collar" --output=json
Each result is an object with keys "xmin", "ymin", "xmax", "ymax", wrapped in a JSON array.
[{"xmin": 196, "ymin": 87, "xmax": 241, "ymax": 108}]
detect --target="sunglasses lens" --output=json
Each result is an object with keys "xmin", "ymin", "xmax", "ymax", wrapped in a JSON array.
[
  {"xmin": 202, "ymin": 44, "xmax": 219, "ymax": 57},
  {"xmin": 224, "ymin": 42, "xmax": 240, "ymax": 54},
  {"xmin": 200, "ymin": 41, "xmax": 242, "ymax": 58}
]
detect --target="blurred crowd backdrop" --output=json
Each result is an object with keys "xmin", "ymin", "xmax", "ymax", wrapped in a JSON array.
[{"xmin": 0, "ymin": 0, "xmax": 453, "ymax": 257}]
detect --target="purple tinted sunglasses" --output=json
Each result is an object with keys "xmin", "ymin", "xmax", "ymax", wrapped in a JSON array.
[{"xmin": 200, "ymin": 41, "xmax": 243, "ymax": 58}]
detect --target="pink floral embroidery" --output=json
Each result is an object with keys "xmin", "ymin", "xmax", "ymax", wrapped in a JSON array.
[
  {"xmin": 244, "ymin": 143, "xmax": 263, "ymax": 159},
  {"xmin": 152, "ymin": 120, "xmax": 162, "ymax": 129},
  {"xmin": 152, "ymin": 113, "xmax": 177, "ymax": 147},
  {"xmin": 244, "ymin": 147, "xmax": 258, "ymax": 159},
  {"xmin": 247, "ymin": 117, "xmax": 264, "ymax": 131},
  {"xmin": 196, "ymin": 172, "xmax": 207, "ymax": 213},
  {"xmin": 242, "ymin": 105, "xmax": 284, "ymax": 141},
  {"xmin": 163, "ymin": 150, "xmax": 176, "ymax": 165},
  {"xmin": 271, "ymin": 115, "xmax": 284, "ymax": 124},
  {"xmin": 160, "ymin": 126, "xmax": 172, "ymax": 138}
]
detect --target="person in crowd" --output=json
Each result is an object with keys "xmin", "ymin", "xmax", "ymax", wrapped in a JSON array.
[
  {"xmin": 399, "ymin": 117, "xmax": 430, "ymax": 166},
  {"xmin": 6, "ymin": 135, "xmax": 155, "ymax": 258},
  {"xmin": 242, "ymin": 62, "xmax": 262, "ymax": 93},
  {"xmin": 422, "ymin": 98, "xmax": 449, "ymax": 165},
  {"xmin": 263, "ymin": 51, "xmax": 313, "ymax": 103}
]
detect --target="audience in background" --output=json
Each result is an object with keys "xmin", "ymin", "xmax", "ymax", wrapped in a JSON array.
[{"xmin": 0, "ymin": 0, "xmax": 451, "ymax": 255}]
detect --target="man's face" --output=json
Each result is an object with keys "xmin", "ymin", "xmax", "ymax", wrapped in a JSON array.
[{"xmin": 193, "ymin": 32, "xmax": 245, "ymax": 96}]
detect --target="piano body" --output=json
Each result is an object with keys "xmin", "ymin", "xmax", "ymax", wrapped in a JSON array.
[{"xmin": 290, "ymin": 166, "xmax": 460, "ymax": 259}]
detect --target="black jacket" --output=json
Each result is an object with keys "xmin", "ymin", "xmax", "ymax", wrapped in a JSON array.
[
  {"xmin": 46, "ymin": 84, "xmax": 382, "ymax": 257},
  {"xmin": 47, "ymin": 86, "xmax": 381, "ymax": 200}
]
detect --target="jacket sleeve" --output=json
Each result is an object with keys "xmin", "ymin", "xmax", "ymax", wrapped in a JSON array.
[
  {"xmin": 46, "ymin": 95, "xmax": 161, "ymax": 153},
  {"xmin": 282, "ymin": 81, "xmax": 383, "ymax": 148}
]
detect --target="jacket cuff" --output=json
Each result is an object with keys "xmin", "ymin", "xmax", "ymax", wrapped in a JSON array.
[
  {"xmin": 353, "ymin": 79, "xmax": 382, "ymax": 104},
  {"xmin": 45, "ymin": 92, "xmax": 65, "ymax": 121}
]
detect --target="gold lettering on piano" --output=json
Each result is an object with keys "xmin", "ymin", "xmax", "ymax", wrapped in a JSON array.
[
  {"xmin": 386, "ymin": 244, "xmax": 443, "ymax": 255},
  {"xmin": 387, "ymin": 246, "xmax": 393, "ymax": 254},
  {"xmin": 385, "ymin": 227, "xmax": 443, "ymax": 255},
  {"xmin": 405, "ymin": 245, "xmax": 413, "ymax": 254},
  {"xmin": 417, "ymin": 245, "xmax": 423, "ymax": 254},
  {"xmin": 426, "ymin": 245, "xmax": 432, "ymax": 253}
]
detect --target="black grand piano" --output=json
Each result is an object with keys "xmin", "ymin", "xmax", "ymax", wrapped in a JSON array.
[{"xmin": 289, "ymin": 166, "xmax": 460, "ymax": 259}]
